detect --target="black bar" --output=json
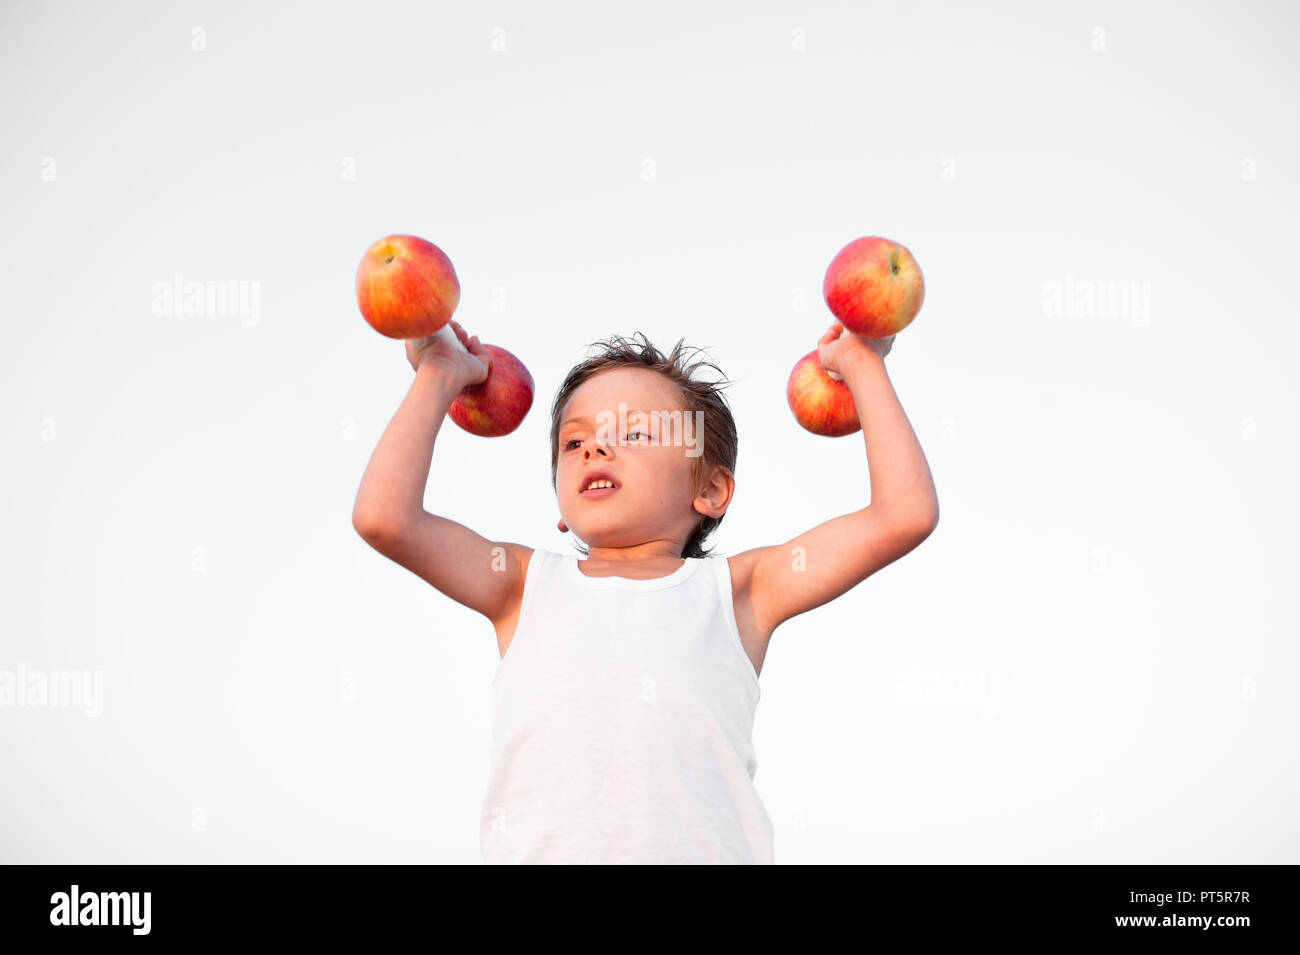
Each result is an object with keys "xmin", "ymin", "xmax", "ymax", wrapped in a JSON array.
[{"xmin": 0, "ymin": 864, "xmax": 1287, "ymax": 942}]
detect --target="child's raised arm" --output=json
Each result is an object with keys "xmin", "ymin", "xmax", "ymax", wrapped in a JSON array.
[
  {"xmin": 732, "ymin": 323, "xmax": 939, "ymax": 642},
  {"xmin": 351, "ymin": 320, "xmax": 530, "ymax": 626}
]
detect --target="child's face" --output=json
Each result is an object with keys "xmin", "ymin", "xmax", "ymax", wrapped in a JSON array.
[{"xmin": 555, "ymin": 367, "xmax": 707, "ymax": 553}]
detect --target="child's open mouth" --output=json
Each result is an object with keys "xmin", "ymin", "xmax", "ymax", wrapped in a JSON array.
[{"xmin": 579, "ymin": 470, "xmax": 619, "ymax": 499}]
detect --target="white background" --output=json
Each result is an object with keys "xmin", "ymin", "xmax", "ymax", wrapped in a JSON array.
[{"xmin": 2, "ymin": 0, "xmax": 1296, "ymax": 863}]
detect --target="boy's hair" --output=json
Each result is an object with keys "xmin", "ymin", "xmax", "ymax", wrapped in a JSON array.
[{"xmin": 549, "ymin": 332, "xmax": 737, "ymax": 559}]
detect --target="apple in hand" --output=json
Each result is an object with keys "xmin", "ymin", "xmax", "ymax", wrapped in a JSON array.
[
  {"xmin": 786, "ymin": 349, "xmax": 860, "ymax": 437},
  {"xmin": 448, "ymin": 344, "xmax": 534, "ymax": 437},
  {"xmin": 356, "ymin": 235, "xmax": 460, "ymax": 339},
  {"xmin": 355, "ymin": 233, "xmax": 534, "ymax": 437},
  {"xmin": 823, "ymin": 236, "xmax": 925, "ymax": 338}
]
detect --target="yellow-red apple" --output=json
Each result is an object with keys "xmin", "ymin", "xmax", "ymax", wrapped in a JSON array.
[
  {"xmin": 356, "ymin": 234, "xmax": 460, "ymax": 339},
  {"xmin": 786, "ymin": 349, "xmax": 860, "ymax": 437},
  {"xmin": 823, "ymin": 236, "xmax": 925, "ymax": 338}
]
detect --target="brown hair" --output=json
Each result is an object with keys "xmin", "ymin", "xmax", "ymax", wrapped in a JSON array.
[{"xmin": 550, "ymin": 332, "xmax": 738, "ymax": 559}]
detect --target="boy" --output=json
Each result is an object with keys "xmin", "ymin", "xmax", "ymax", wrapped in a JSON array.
[{"xmin": 352, "ymin": 319, "xmax": 939, "ymax": 863}]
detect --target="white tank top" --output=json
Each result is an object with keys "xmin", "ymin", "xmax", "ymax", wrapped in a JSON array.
[{"xmin": 480, "ymin": 547, "xmax": 774, "ymax": 864}]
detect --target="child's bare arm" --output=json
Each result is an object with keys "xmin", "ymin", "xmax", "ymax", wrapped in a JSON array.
[
  {"xmin": 352, "ymin": 321, "xmax": 528, "ymax": 625},
  {"xmin": 735, "ymin": 324, "xmax": 939, "ymax": 639}
]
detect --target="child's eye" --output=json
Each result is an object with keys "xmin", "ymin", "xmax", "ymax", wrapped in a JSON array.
[
  {"xmin": 564, "ymin": 439, "xmax": 582, "ymax": 450},
  {"xmin": 626, "ymin": 431, "xmax": 645, "ymax": 442}
]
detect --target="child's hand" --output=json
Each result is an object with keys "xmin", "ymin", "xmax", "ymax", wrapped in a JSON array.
[
  {"xmin": 406, "ymin": 319, "xmax": 490, "ymax": 386},
  {"xmin": 816, "ymin": 320, "xmax": 893, "ymax": 376}
]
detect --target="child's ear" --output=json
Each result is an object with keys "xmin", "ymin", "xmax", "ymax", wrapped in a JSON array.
[{"xmin": 693, "ymin": 465, "xmax": 735, "ymax": 518}]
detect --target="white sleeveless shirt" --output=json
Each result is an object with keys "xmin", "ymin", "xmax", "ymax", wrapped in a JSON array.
[{"xmin": 480, "ymin": 547, "xmax": 774, "ymax": 864}]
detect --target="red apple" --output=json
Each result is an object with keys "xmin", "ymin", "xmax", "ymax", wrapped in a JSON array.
[
  {"xmin": 823, "ymin": 236, "xmax": 925, "ymax": 338},
  {"xmin": 448, "ymin": 343, "xmax": 534, "ymax": 437},
  {"xmin": 356, "ymin": 234, "xmax": 460, "ymax": 339},
  {"xmin": 786, "ymin": 349, "xmax": 860, "ymax": 437}
]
